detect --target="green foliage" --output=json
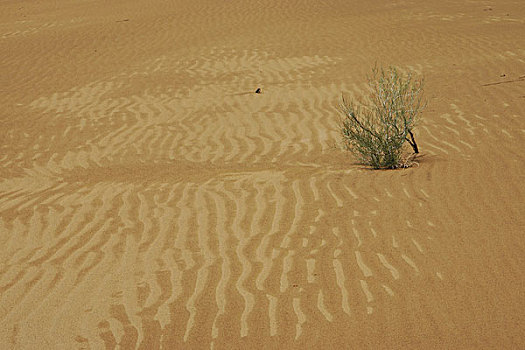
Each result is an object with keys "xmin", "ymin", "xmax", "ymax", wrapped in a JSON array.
[{"xmin": 340, "ymin": 66, "xmax": 425, "ymax": 169}]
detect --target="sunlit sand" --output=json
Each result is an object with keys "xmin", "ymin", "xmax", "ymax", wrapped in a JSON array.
[{"xmin": 1, "ymin": 0, "xmax": 524, "ymax": 348}]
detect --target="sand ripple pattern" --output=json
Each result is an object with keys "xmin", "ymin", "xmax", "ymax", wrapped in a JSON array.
[
  {"xmin": 0, "ymin": 46, "xmax": 444, "ymax": 348},
  {"xmin": 2, "ymin": 0, "xmax": 525, "ymax": 348},
  {"xmin": 0, "ymin": 171, "xmax": 437, "ymax": 348}
]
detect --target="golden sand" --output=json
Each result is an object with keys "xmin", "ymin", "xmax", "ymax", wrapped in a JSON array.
[{"xmin": 1, "ymin": 0, "xmax": 524, "ymax": 348}]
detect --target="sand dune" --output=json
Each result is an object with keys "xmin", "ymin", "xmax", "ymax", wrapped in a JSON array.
[{"xmin": 1, "ymin": 0, "xmax": 524, "ymax": 348}]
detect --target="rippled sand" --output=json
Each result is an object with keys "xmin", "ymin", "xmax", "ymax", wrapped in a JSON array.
[{"xmin": 1, "ymin": 0, "xmax": 524, "ymax": 348}]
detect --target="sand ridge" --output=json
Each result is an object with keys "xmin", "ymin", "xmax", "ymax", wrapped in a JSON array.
[{"xmin": 1, "ymin": 0, "xmax": 525, "ymax": 348}]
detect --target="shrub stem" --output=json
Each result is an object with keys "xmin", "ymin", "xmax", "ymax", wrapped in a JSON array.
[{"xmin": 406, "ymin": 129, "xmax": 419, "ymax": 154}]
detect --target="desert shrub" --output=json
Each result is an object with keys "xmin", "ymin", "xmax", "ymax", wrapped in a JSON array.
[{"xmin": 340, "ymin": 66, "xmax": 425, "ymax": 169}]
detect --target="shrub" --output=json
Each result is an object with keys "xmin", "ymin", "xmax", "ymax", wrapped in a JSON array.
[{"xmin": 340, "ymin": 66, "xmax": 425, "ymax": 169}]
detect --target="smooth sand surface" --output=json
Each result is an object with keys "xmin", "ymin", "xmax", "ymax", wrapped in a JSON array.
[{"xmin": 1, "ymin": 0, "xmax": 524, "ymax": 348}]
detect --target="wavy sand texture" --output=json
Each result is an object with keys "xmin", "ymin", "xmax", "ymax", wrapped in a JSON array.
[{"xmin": 1, "ymin": 0, "xmax": 524, "ymax": 348}]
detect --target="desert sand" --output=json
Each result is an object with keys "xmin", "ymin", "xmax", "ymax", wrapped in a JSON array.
[{"xmin": 1, "ymin": 0, "xmax": 524, "ymax": 348}]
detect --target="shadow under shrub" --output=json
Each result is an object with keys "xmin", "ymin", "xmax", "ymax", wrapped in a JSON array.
[{"xmin": 340, "ymin": 66, "xmax": 425, "ymax": 169}]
